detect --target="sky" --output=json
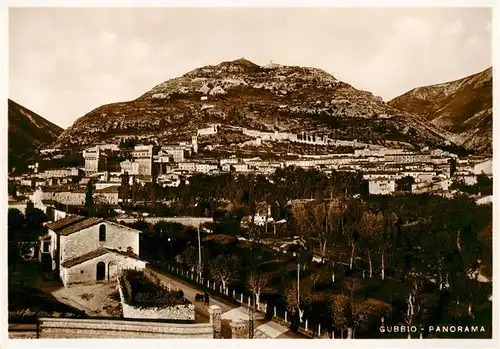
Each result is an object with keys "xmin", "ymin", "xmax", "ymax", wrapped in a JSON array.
[{"xmin": 9, "ymin": 7, "xmax": 493, "ymax": 129}]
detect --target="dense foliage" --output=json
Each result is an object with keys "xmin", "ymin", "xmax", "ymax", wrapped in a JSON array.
[
  {"xmin": 8, "ymin": 204, "xmax": 48, "ymax": 271},
  {"xmin": 120, "ymin": 269, "xmax": 188, "ymax": 309}
]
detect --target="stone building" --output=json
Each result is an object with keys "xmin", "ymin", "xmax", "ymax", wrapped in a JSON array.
[
  {"xmin": 94, "ymin": 185, "xmax": 120, "ymax": 205},
  {"xmin": 40, "ymin": 215, "xmax": 146, "ymax": 287},
  {"xmin": 120, "ymin": 160, "xmax": 140, "ymax": 176},
  {"xmin": 132, "ymin": 145, "xmax": 159, "ymax": 176},
  {"xmin": 83, "ymin": 146, "xmax": 108, "ymax": 175}
]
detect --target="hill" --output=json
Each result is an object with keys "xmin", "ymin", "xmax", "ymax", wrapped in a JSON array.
[
  {"xmin": 8, "ymin": 99, "xmax": 64, "ymax": 172},
  {"xmin": 53, "ymin": 59, "xmax": 447, "ymax": 150},
  {"xmin": 389, "ymin": 67, "xmax": 492, "ymax": 154}
]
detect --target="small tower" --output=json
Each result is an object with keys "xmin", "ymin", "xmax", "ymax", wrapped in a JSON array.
[{"xmin": 192, "ymin": 135, "xmax": 198, "ymax": 153}]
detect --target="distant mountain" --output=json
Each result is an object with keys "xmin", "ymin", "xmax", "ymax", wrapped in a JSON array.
[
  {"xmin": 389, "ymin": 68, "xmax": 492, "ymax": 154},
  {"xmin": 53, "ymin": 58, "xmax": 447, "ymax": 150},
  {"xmin": 8, "ymin": 99, "xmax": 64, "ymax": 172}
]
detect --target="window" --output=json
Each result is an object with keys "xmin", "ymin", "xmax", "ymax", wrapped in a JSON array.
[
  {"xmin": 42, "ymin": 240, "xmax": 50, "ymax": 253},
  {"xmin": 99, "ymin": 224, "xmax": 106, "ymax": 242}
]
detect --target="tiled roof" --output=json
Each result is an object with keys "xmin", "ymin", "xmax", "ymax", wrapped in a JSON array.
[
  {"xmin": 61, "ymin": 248, "xmax": 108, "ymax": 268},
  {"xmin": 95, "ymin": 185, "xmax": 120, "ymax": 193},
  {"xmin": 57, "ymin": 217, "xmax": 104, "ymax": 236},
  {"xmin": 46, "ymin": 215, "xmax": 86, "ymax": 231},
  {"xmin": 107, "ymin": 248, "xmax": 140, "ymax": 260},
  {"xmin": 61, "ymin": 247, "xmax": 141, "ymax": 269}
]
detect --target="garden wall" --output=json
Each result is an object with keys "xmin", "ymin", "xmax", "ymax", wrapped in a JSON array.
[
  {"xmin": 117, "ymin": 275, "xmax": 195, "ymax": 321},
  {"xmin": 38, "ymin": 318, "xmax": 212, "ymax": 338},
  {"xmin": 118, "ymin": 217, "xmax": 213, "ymax": 228}
]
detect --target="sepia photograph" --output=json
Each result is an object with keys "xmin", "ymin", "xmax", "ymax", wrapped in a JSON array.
[{"xmin": 4, "ymin": 2, "xmax": 496, "ymax": 344}]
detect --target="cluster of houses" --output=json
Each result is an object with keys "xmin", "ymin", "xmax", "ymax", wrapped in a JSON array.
[{"xmin": 8, "ymin": 124, "xmax": 493, "ymax": 210}]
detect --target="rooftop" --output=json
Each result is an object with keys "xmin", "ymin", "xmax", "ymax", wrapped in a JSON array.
[
  {"xmin": 57, "ymin": 217, "xmax": 104, "ymax": 236},
  {"xmin": 95, "ymin": 185, "xmax": 120, "ymax": 193},
  {"xmin": 60, "ymin": 247, "xmax": 140, "ymax": 268},
  {"xmin": 46, "ymin": 215, "xmax": 86, "ymax": 231}
]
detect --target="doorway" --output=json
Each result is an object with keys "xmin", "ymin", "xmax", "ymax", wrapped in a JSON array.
[{"xmin": 96, "ymin": 261, "xmax": 106, "ymax": 281}]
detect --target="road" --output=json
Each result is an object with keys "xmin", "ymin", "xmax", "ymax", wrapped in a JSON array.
[{"xmin": 149, "ymin": 267, "xmax": 305, "ymax": 339}]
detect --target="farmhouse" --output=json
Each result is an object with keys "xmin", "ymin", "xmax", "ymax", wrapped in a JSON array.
[{"xmin": 40, "ymin": 215, "xmax": 146, "ymax": 287}]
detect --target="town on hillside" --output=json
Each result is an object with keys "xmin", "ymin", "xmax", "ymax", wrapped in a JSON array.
[
  {"xmin": 7, "ymin": 5, "xmax": 493, "ymax": 342},
  {"xmin": 8, "ymin": 122, "xmax": 493, "ymax": 339}
]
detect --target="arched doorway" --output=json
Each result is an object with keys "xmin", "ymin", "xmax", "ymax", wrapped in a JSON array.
[
  {"xmin": 96, "ymin": 261, "xmax": 106, "ymax": 281},
  {"xmin": 108, "ymin": 262, "xmax": 118, "ymax": 281}
]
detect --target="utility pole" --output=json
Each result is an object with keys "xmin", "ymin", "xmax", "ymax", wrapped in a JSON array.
[
  {"xmin": 297, "ymin": 261, "xmax": 300, "ymax": 305},
  {"xmin": 197, "ymin": 224, "xmax": 202, "ymax": 280}
]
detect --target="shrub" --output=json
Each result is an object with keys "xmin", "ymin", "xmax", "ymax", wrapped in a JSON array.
[{"xmin": 120, "ymin": 270, "xmax": 189, "ymax": 309}]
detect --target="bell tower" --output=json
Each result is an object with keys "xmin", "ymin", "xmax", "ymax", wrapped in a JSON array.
[{"xmin": 192, "ymin": 135, "xmax": 198, "ymax": 153}]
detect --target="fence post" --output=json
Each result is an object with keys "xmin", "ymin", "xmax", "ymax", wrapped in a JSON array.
[
  {"xmin": 305, "ymin": 319, "xmax": 308, "ymax": 331},
  {"xmin": 240, "ymin": 293, "xmax": 243, "ymax": 303},
  {"xmin": 233, "ymin": 289, "xmax": 235, "ymax": 298},
  {"xmin": 285, "ymin": 311, "xmax": 287, "ymax": 322},
  {"xmin": 248, "ymin": 297, "xmax": 251, "ymax": 306},
  {"xmin": 274, "ymin": 306, "xmax": 276, "ymax": 317},
  {"xmin": 207, "ymin": 280, "xmax": 210, "ymax": 288},
  {"xmin": 318, "ymin": 324, "xmax": 321, "ymax": 336}
]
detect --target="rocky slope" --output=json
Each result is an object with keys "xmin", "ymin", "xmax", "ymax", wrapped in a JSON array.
[
  {"xmin": 54, "ymin": 59, "xmax": 447, "ymax": 149},
  {"xmin": 389, "ymin": 67, "xmax": 492, "ymax": 154},
  {"xmin": 8, "ymin": 99, "xmax": 64, "ymax": 171}
]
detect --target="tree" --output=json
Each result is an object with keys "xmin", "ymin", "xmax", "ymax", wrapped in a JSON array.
[
  {"xmin": 131, "ymin": 176, "xmax": 138, "ymax": 203},
  {"xmin": 153, "ymin": 221, "xmax": 186, "ymax": 265},
  {"xmin": 24, "ymin": 205, "xmax": 47, "ymax": 243},
  {"xmin": 379, "ymin": 212, "xmax": 398, "ymax": 280},
  {"xmin": 209, "ymin": 254, "xmax": 241, "ymax": 292},
  {"xmin": 120, "ymin": 172, "xmax": 130, "ymax": 204},
  {"xmin": 247, "ymin": 270, "xmax": 269, "ymax": 310},
  {"xmin": 85, "ymin": 180, "xmax": 95, "ymax": 217},
  {"xmin": 247, "ymin": 224, "xmax": 263, "ymax": 244},
  {"xmin": 395, "ymin": 176, "xmax": 415, "ymax": 192},
  {"xmin": 358, "ymin": 211, "xmax": 384, "ymax": 278},
  {"xmin": 8, "ymin": 208, "xmax": 25, "ymax": 271},
  {"xmin": 329, "ymin": 294, "xmax": 350, "ymax": 338},
  {"xmin": 284, "ymin": 278, "xmax": 314, "ymax": 319},
  {"xmin": 343, "ymin": 276, "xmax": 363, "ymax": 298},
  {"xmin": 347, "ymin": 297, "xmax": 391, "ymax": 339},
  {"xmin": 182, "ymin": 244, "xmax": 199, "ymax": 273},
  {"xmin": 8, "ymin": 180, "xmax": 17, "ymax": 198},
  {"xmin": 345, "ymin": 199, "xmax": 362, "ymax": 270}
]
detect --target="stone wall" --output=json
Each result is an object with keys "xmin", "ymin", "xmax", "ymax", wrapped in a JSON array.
[
  {"xmin": 118, "ymin": 217, "xmax": 213, "ymax": 228},
  {"xmin": 60, "ymin": 222, "xmax": 140, "ymax": 262},
  {"xmin": 38, "ymin": 318, "xmax": 213, "ymax": 338},
  {"xmin": 62, "ymin": 252, "xmax": 146, "ymax": 287},
  {"xmin": 117, "ymin": 275, "xmax": 195, "ymax": 321}
]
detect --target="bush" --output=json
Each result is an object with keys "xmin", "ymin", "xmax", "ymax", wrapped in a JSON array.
[{"xmin": 120, "ymin": 270, "xmax": 189, "ymax": 309}]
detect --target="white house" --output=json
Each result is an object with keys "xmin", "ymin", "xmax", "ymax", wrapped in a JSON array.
[
  {"xmin": 41, "ymin": 215, "xmax": 146, "ymax": 287},
  {"xmin": 369, "ymin": 178, "xmax": 396, "ymax": 195},
  {"xmin": 473, "ymin": 159, "xmax": 492, "ymax": 176},
  {"xmin": 475, "ymin": 195, "xmax": 493, "ymax": 206}
]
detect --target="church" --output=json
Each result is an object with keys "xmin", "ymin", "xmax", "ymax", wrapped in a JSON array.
[{"xmin": 39, "ymin": 215, "xmax": 147, "ymax": 287}]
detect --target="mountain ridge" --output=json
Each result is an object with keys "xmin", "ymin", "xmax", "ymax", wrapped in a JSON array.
[
  {"xmin": 8, "ymin": 99, "xmax": 64, "ymax": 172},
  {"xmin": 389, "ymin": 67, "xmax": 492, "ymax": 154},
  {"xmin": 53, "ymin": 59, "xmax": 450, "ymax": 151}
]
